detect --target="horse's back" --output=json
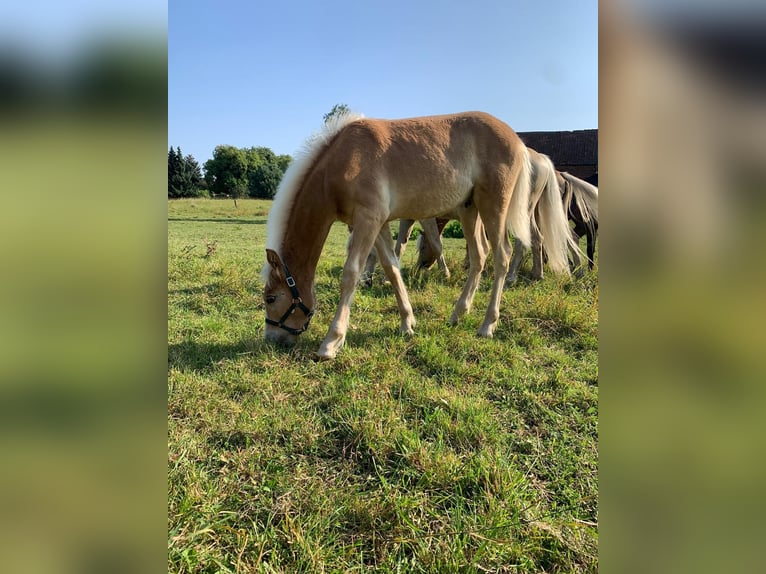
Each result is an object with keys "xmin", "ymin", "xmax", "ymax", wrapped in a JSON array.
[{"xmin": 323, "ymin": 112, "xmax": 525, "ymax": 221}]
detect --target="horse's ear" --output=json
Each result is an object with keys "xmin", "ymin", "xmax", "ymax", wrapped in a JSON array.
[{"xmin": 265, "ymin": 249, "xmax": 285, "ymax": 278}]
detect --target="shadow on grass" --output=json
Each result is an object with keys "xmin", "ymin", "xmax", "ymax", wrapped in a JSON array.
[
  {"xmin": 168, "ymin": 217, "xmax": 267, "ymax": 225},
  {"xmin": 168, "ymin": 340, "xmax": 256, "ymax": 371},
  {"xmin": 169, "ymin": 322, "xmax": 415, "ymax": 372},
  {"xmin": 168, "ymin": 285, "xmax": 211, "ymax": 297}
]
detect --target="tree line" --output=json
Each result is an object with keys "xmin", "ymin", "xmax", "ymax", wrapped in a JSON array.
[
  {"xmin": 167, "ymin": 145, "xmax": 292, "ymax": 202},
  {"xmin": 169, "ymin": 105, "xmax": 352, "ymax": 202}
]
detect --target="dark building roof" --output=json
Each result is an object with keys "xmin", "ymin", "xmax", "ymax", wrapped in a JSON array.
[{"xmin": 518, "ymin": 129, "xmax": 598, "ymax": 168}]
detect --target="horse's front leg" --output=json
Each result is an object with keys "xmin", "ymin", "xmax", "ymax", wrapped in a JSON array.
[
  {"xmin": 374, "ymin": 224, "xmax": 416, "ymax": 336},
  {"xmin": 317, "ymin": 224, "xmax": 379, "ymax": 360}
]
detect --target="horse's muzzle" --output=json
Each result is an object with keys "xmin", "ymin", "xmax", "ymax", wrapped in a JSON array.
[{"xmin": 264, "ymin": 325, "xmax": 297, "ymax": 347}]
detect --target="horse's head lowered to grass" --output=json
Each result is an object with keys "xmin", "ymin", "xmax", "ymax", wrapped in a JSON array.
[{"xmin": 262, "ymin": 248, "xmax": 315, "ymax": 346}]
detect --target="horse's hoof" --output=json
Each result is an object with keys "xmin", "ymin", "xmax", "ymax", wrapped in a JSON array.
[
  {"xmin": 315, "ymin": 344, "xmax": 340, "ymax": 361},
  {"xmin": 477, "ymin": 325, "xmax": 496, "ymax": 338},
  {"xmin": 314, "ymin": 349, "xmax": 336, "ymax": 361}
]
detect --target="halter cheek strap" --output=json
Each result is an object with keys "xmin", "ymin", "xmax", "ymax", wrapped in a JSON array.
[{"xmin": 265, "ymin": 262, "xmax": 314, "ymax": 335}]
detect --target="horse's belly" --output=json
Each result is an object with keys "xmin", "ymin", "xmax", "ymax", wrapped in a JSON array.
[{"xmin": 387, "ymin": 180, "xmax": 472, "ymax": 221}]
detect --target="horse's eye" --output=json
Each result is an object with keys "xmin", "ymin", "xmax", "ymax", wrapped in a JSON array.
[{"xmin": 265, "ymin": 295, "xmax": 276, "ymax": 305}]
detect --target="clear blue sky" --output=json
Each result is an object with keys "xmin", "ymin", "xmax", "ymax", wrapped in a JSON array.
[{"xmin": 169, "ymin": 0, "xmax": 597, "ymax": 165}]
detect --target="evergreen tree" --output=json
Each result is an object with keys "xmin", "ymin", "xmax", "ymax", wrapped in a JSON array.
[
  {"xmin": 184, "ymin": 153, "xmax": 204, "ymax": 195},
  {"xmin": 169, "ymin": 147, "xmax": 205, "ymax": 197},
  {"xmin": 168, "ymin": 146, "xmax": 186, "ymax": 198}
]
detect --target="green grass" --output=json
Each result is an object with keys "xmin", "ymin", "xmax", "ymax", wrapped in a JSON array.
[{"xmin": 168, "ymin": 198, "xmax": 598, "ymax": 573}]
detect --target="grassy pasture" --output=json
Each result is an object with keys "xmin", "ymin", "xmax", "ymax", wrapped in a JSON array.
[{"xmin": 168, "ymin": 198, "xmax": 598, "ymax": 573}]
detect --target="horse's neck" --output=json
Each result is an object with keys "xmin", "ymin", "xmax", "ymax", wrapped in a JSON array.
[{"xmin": 279, "ymin": 190, "xmax": 335, "ymax": 286}]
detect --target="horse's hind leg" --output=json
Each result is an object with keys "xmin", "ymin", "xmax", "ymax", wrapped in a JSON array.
[
  {"xmin": 420, "ymin": 218, "xmax": 450, "ymax": 279},
  {"xmin": 505, "ymin": 237, "xmax": 526, "ymax": 286},
  {"xmin": 570, "ymin": 230, "xmax": 584, "ymax": 278},
  {"xmin": 374, "ymin": 225, "xmax": 416, "ymax": 336},
  {"xmin": 586, "ymin": 228, "xmax": 596, "ymax": 269},
  {"xmin": 449, "ymin": 206, "xmax": 486, "ymax": 325},
  {"xmin": 360, "ymin": 247, "xmax": 378, "ymax": 287},
  {"xmin": 477, "ymin": 211, "xmax": 513, "ymax": 338},
  {"xmin": 317, "ymin": 224, "xmax": 381, "ymax": 360},
  {"xmin": 530, "ymin": 229, "xmax": 544, "ymax": 280},
  {"xmin": 395, "ymin": 219, "xmax": 416, "ymax": 259}
]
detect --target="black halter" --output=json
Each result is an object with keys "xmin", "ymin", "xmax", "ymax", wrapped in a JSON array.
[{"xmin": 265, "ymin": 261, "xmax": 314, "ymax": 335}]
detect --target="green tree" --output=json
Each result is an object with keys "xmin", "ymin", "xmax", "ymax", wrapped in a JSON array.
[
  {"xmin": 204, "ymin": 145, "xmax": 248, "ymax": 207},
  {"xmin": 242, "ymin": 146, "xmax": 290, "ymax": 199},
  {"xmin": 276, "ymin": 154, "xmax": 292, "ymax": 174},
  {"xmin": 323, "ymin": 103, "xmax": 350, "ymax": 124},
  {"xmin": 248, "ymin": 162, "xmax": 283, "ymax": 199}
]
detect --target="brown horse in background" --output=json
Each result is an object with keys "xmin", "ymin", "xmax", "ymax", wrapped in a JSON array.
[
  {"xmin": 360, "ymin": 216, "xmax": 453, "ymax": 286},
  {"xmin": 261, "ymin": 112, "xmax": 576, "ymax": 359},
  {"xmin": 506, "ymin": 168, "xmax": 598, "ymax": 283},
  {"xmin": 412, "ymin": 155, "xmax": 597, "ymax": 284}
]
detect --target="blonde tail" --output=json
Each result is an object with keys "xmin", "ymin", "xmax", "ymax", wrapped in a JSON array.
[
  {"xmin": 507, "ymin": 144, "xmax": 532, "ymax": 248},
  {"xmin": 535, "ymin": 154, "xmax": 579, "ymax": 274}
]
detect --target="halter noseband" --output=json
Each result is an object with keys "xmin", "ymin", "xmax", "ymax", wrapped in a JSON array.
[{"xmin": 265, "ymin": 261, "xmax": 314, "ymax": 335}]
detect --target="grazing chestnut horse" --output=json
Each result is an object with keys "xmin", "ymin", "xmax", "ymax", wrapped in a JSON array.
[{"xmin": 261, "ymin": 111, "xmax": 576, "ymax": 359}]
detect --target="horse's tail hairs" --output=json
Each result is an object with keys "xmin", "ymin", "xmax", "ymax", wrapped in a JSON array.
[
  {"xmin": 507, "ymin": 145, "xmax": 532, "ymax": 248},
  {"xmin": 528, "ymin": 156, "xmax": 550, "ymax": 240},
  {"xmin": 564, "ymin": 172, "xmax": 599, "ymax": 224},
  {"xmin": 536, "ymin": 155, "xmax": 578, "ymax": 274}
]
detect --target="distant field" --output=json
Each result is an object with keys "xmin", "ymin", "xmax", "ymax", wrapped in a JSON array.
[{"xmin": 168, "ymin": 198, "xmax": 598, "ymax": 573}]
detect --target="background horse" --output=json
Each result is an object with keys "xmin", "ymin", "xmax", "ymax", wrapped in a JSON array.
[
  {"xmin": 408, "ymin": 148, "xmax": 598, "ymax": 285},
  {"xmin": 360, "ymin": 216, "xmax": 452, "ymax": 287},
  {"xmin": 506, "ymin": 167, "xmax": 599, "ymax": 284},
  {"xmin": 261, "ymin": 111, "xmax": 576, "ymax": 359},
  {"xmin": 569, "ymin": 171, "xmax": 599, "ymax": 271}
]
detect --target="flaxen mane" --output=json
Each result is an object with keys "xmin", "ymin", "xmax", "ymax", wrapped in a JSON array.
[{"xmin": 261, "ymin": 111, "xmax": 365, "ymax": 282}]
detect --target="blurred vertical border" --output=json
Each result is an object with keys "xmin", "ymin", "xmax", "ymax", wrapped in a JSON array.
[
  {"xmin": 4, "ymin": 0, "xmax": 766, "ymax": 572},
  {"xmin": 601, "ymin": 0, "xmax": 766, "ymax": 572},
  {"xmin": 0, "ymin": 2, "xmax": 167, "ymax": 572}
]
